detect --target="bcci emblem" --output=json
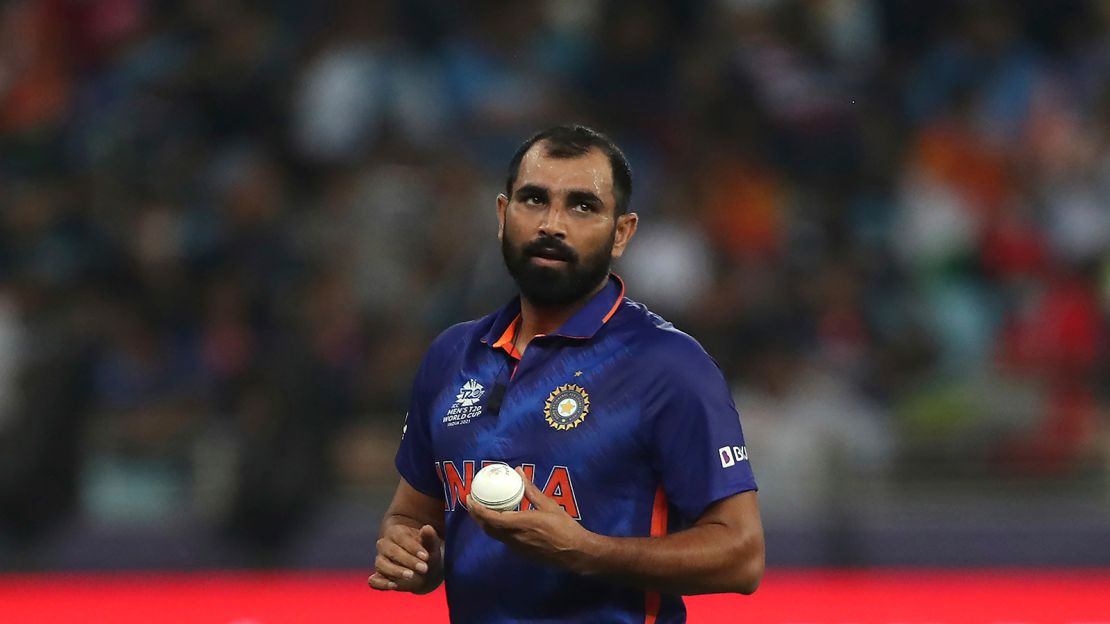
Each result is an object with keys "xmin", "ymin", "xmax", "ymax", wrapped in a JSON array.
[{"xmin": 544, "ymin": 384, "xmax": 589, "ymax": 431}]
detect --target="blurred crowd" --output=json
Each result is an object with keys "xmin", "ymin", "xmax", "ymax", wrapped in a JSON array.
[{"xmin": 2, "ymin": 0, "xmax": 1109, "ymax": 558}]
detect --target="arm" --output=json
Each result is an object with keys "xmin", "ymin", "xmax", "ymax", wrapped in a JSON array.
[
  {"xmin": 468, "ymin": 469, "xmax": 764, "ymax": 595},
  {"xmin": 369, "ymin": 478, "xmax": 447, "ymax": 594},
  {"xmin": 579, "ymin": 490, "xmax": 764, "ymax": 595}
]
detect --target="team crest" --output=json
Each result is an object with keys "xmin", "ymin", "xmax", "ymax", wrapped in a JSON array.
[{"xmin": 544, "ymin": 384, "xmax": 589, "ymax": 430}]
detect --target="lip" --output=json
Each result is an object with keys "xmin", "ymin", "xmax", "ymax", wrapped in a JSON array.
[{"xmin": 529, "ymin": 256, "xmax": 569, "ymax": 267}]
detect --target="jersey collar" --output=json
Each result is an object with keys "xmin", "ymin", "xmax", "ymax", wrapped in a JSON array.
[{"xmin": 480, "ymin": 274, "xmax": 626, "ymax": 348}]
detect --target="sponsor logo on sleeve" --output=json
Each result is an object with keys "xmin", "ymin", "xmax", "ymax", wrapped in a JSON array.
[
  {"xmin": 719, "ymin": 446, "xmax": 735, "ymax": 467},
  {"xmin": 719, "ymin": 445, "xmax": 748, "ymax": 468}
]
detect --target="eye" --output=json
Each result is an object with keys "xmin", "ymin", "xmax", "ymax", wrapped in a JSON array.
[
  {"xmin": 573, "ymin": 202, "xmax": 597, "ymax": 213},
  {"xmin": 524, "ymin": 195, "xmax": 544, "ymax": 206}
]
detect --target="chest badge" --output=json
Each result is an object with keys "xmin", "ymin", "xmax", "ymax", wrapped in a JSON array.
[{"xmin": 545, "ymin": 384, "xmax": 589, "ymax": 430}]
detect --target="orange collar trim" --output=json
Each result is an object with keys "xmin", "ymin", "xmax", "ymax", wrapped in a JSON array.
[
  {"xmin": 480, "ymin": 274, "xmax": 626, "ymax": 350},
  {"xmin": 491, "ymin": 314, "xmax": 524, "ymax": 359}
]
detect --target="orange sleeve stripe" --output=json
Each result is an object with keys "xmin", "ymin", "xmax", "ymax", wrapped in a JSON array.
[
  {"xmin": 644, "ymin": 592, "xmax": 661, "ymax": 624},
  {"xmin": 649, "ymin": 485, "xmax": 668, "ymax": 537},
  {"xmin": 644, "ymin": 485, "xmax": 668, "ymax": 624}
]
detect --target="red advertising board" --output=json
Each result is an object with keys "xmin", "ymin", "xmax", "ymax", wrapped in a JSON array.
[{"xmin": 2, "ymin": 569, "xmax": 1108, "ymax": 623}]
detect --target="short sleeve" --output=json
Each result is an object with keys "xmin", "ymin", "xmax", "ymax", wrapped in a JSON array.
[
  {"xmin": 646, "ymin": 336, "xmax": 757, "ymax": 521},
  {"xmin": 394, "ymin": 354, "xmax": 445, "ymax": 499}
]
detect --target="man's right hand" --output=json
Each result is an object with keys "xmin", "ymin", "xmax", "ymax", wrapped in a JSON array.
[{"xmin": 369, "ymin": 523, "xmax": 443, "ymax": 593}]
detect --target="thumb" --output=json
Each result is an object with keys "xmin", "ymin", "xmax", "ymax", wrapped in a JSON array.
[
  {"xmin": 419, "ymin": 524, "xmax": 441, "ymax": 549},
  {"xmin": 517, "ymin": 467, "xmax": 558, "ymax": 512}
]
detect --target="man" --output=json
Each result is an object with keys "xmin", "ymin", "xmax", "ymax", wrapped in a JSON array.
[{"xmin": 369, "ymin": 125, "xmax": 764, "ymax": 623}]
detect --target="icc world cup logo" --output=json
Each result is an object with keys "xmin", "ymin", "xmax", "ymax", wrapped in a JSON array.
[{"xmin": 455, "ymin": 379, "xmax": 485, "ymax": 407}]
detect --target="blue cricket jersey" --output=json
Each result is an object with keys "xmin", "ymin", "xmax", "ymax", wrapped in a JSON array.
[{"xmin": 395, "ymin": 275, "xmax": 757, "ymax": 624}]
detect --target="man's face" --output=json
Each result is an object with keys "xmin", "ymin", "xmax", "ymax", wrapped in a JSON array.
[{"xmin": 498, "ymin": 143, "xmax": 637, "ymax": 308}]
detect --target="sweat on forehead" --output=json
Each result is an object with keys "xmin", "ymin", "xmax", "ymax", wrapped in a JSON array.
[
  {"xmin": 504, "ymin": 125, "xmax": 633, "ymax": 215},
  {"xmin": 515, "ymin": 144, "xmax": 615, "ymax": 209},
  {"xmin": 522, "ymin": 143, "xmax": 610, "ymax": 181}
]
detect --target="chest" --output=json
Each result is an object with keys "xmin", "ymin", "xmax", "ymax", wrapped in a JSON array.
[{"xmin": 427, "ymin": 339, "xmax": 649, "ymax": 480}]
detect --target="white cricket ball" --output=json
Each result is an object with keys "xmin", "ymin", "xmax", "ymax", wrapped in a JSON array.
[{"xmin": 470, "ymin": 463, "xmax": 525, "ymax": 512}]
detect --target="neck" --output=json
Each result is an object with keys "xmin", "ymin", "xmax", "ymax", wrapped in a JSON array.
[{"xmin": 516, "ymin": 276, "xmax": 610, "ymax": 352}]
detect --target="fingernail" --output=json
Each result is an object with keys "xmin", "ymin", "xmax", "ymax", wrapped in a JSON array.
[
  {"xmin": 416, "ymin": 562, "xmax": 428, "ymax": 573},
  {"xmin": 417, "ymin": 551, "xmax": 428, "ymax": 560},
  {"xmin": 403, "ymin": 569, "xmax": 414, "ymax": 579},
  {"xmin": 387, "ymin": 581, "xmax": 397, "ymax": 589}
]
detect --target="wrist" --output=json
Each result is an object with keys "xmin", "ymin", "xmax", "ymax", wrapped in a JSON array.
[{"xmin": 569, "ymin": 529, "xmax": 610, "ymax": 577}]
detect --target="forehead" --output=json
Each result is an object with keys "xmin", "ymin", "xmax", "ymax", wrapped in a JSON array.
[{"xmin": 515, "ymin": 143, "xmax": 615, "ymax": 207}]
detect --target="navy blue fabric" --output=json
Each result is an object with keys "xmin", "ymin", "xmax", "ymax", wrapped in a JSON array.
[{"xmin": 395, "ymin": 276, "xmax": 757, "ymax": 624}]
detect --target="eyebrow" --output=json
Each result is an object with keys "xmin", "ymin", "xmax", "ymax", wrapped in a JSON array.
[
  {"xmin": 513, "ymin": 184, "xmax": 606, "ymax": 210},
  {"xmin": 514, "ymin": 184, "xmax": 549, "ymax": 201},
  {"xmin": 566, "ymin": 190, "xmax": 603, "ymax": 209}
]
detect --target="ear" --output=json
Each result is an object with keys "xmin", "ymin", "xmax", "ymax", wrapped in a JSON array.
[
  {"xmin": 496, "ymin": 193, "xmax": 508, "ymax": 241},
  {"xmin": 610, "ymin": 212, "xmax": 639, "ymax": 259}
]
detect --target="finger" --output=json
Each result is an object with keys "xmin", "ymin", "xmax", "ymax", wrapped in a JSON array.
[
  {"xmin": 518, "ymin": 468, "xmax": 559, "ymax": 512},
  {"xmin": 383, "ymin": 526, "xmax": 432, "ymax": 560},
  {"xmin": 368, "ymin": 573, "xmax": 398, "ymax": 591},
  {"xmin": 466, "ymin": 494, "xmax": 490, "ymax": 522},
  {"xmin": 377, "ymin": 536, "xmax": 430, "ymax": 574},
  {"xmin": 467, "ymin": 494, "xmax": 509, "ymax": 529},
  {"xmin": 418, "ymin": 525, "xmax": 440, "ymax": 559},
  {"xmin": 375, "ymin": 553, "xmax": 421, "ymax": 581},
  {"xmin": 372, "ymin": 566, "xmax": 426, "ymax": 594}
]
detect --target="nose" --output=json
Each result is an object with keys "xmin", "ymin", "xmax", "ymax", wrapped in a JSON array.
[{"xmin": 537, "ymin": 205, "xmax": 567, "ymax": 240}]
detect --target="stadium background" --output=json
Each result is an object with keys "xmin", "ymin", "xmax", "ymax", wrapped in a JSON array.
[{"xmin": 2, "ymin": 0, "xmax": 1110, "ymax": 621}]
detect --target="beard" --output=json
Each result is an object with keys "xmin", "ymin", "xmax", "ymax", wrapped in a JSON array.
[{"xmin": 501, "ymin": 228, "xmax": 615, "ymax": 308}]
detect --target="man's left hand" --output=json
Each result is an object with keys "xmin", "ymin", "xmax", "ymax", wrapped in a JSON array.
[{"xmin": 467, "ymin": 467, "xmax": 594, "ymax": 573}]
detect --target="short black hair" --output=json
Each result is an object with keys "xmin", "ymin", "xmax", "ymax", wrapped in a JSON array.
[{"xmin": 504, "ymin": 124, "xmax": 633, "ymax": 215}]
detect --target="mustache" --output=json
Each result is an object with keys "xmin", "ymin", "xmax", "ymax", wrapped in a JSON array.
[{"xmin": 522, "ymin": 237, "xmax": 578, "ymax": 263}]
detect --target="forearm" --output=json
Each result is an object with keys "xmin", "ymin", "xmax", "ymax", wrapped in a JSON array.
[
  {"xmin": 376, "ymin": 492, "xmax": 446, "ymax": 595},
  {"xmin": 574, "ymin": 522, "xmax": 764, "ymax": 595},
  {"xmin": 378, "ymin": 487, "xmax": 445, "ymax": 540},
  {"xmin": 378, "ymin": 511, "xmax": 426, "ymax": 537}
]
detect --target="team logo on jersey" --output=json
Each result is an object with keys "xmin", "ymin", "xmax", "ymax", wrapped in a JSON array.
[
  {"xmin": 443, "ymin": 379, "xmax": 485, "ymax": 427},
  {"xmin": 544, "ymin": 384, "xmax": 589, "ymax": 430}
]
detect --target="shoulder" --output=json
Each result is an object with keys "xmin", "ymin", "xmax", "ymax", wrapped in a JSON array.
[
  {"xmin": 425, "ymin": 318, "xmax": 485, "ymax": 359},
  {"xmin": 612, "ymin": 298, "xmax": 720, "ymax": 370},
  {"xmin": 415, "ymin": 312, "xmax": 494, "ymax": 378},
  {"xmin": 612, "ymin": 301, "xmax": 736, "ymax": 429}
]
